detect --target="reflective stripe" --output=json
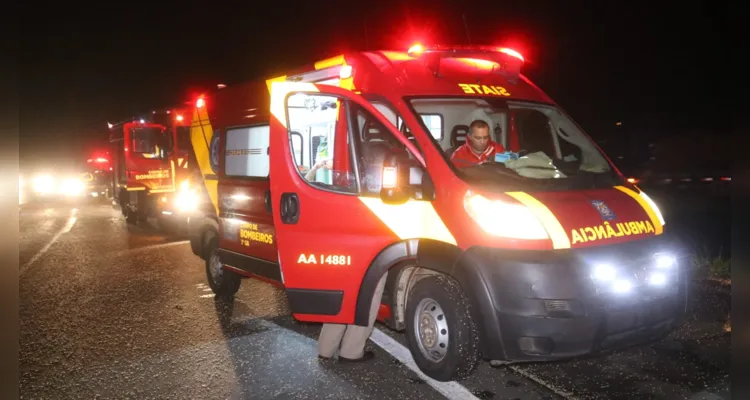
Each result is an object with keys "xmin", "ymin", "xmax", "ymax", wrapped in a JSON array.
[
  {"xmin": 614, "ymin": 186, "xmax": 664, "ymax": 235},
  {"xmin": 314, "ymin": 55, "xmax": 345, "ymax": 70},
  {"xmin": 358, "ymin": 197, "xmax": 456, "ymax": 245},
  {"xmin": 504, "ymin": 192, "xmax": 571, "ymax": 249},
  {"xmin": 191, "ymin": 104, "xmax": 220, "ymax": 213}
]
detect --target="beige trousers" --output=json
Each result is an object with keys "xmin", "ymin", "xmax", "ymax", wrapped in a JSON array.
[{"xmin": 317, "ymin": 272, "xmax": 388, "ymax": 359}]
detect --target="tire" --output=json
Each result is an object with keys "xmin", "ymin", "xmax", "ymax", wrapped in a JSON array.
[
  {"xmin": 204, "ymin": 232, "xmax": 241, "ymax": 298},
  {"xmin": 405, "ymin": 274, "xmax": 480, "ymax": 382}
]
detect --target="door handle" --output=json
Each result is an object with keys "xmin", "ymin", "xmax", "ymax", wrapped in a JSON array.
[
  {"xmin": 264, "ymin": 189, "xmax": 272, "ymax": 213},
  {"xmin": 279, "ymin": 192, "xmax": 300, "ymax": 224}
]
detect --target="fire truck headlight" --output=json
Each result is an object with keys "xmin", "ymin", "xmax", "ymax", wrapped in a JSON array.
[
  {"xmin": 175, "ymin": 190, "xmax": 199, "ymax": 212},
  {"xmin": 463, "ymin": 191, "xmax": 549, "ymax": 240},
  {"xmin": 32, "ymin": 174, "xmax": 56, "ymax": 194}
]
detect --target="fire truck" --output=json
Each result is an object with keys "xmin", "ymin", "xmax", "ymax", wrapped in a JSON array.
[
  {"xmin": 185, "ymin": 44, "xmax": 688, "ymax": 381},
  {"xmin": 108, "ymin": 118, "xmax": 177, "ymax": 224},
  {"xmin": 80, "ymin": 152, "xmax": 113, "ymax": 199}
]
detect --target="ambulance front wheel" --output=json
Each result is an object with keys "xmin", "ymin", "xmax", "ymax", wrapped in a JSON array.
[
  {"xmin": 204, "ymin": 232, "xmax": 241, "ymax": 297},
  {"xmin": 405, "ymin": 274, "xmax": 480, "ymax": 382}
]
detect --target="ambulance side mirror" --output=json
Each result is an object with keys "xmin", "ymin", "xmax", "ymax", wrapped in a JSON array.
[{"xmin": 380, "ymin": 152, "xmax": 412, "ymax": 205}]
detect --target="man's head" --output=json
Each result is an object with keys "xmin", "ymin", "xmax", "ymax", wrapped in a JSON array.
[{"xmin": 467, "ymin": 119, "xmax": 491, "ymax": 153}]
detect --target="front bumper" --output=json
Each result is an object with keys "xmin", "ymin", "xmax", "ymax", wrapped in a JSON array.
[{"xmin": 458, "ymin": 237, "xmax": 688, "ymax": 362}]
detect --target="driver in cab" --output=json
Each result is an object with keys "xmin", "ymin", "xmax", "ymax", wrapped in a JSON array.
[{"xmin": 450, "ymin": 119, "xmax": 505, "ymax": 167}]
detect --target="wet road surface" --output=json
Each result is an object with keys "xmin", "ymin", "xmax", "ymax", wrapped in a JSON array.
[{"xmin": 20, "ymin": 200, "xmax": 730, "ymax": 399}]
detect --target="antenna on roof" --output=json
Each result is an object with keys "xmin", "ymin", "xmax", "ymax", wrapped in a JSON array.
[{"xmin": 462, "ymin": 14, "xmax": 472, "ymax": 45}]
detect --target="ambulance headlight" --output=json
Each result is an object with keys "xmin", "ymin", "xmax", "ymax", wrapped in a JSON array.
[
  {"xmin": 592, "ymin": 264, "xmax": 617, "ymax": 281},
  {"xmin": 463, "ymin": 191, "xmax": 549, "ymax": 240},
  {"xmin": 654, "ymin": 253, "xmax": 676, "ymax": 269},
  {"xmin": 32, "ymin": 174, "xmax": 56, "ymax": 194}
]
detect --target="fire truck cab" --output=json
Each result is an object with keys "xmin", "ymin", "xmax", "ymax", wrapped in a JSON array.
[
  {"xmin": 109, "ymin": 119, "xmax": 177, "ymax": 224},
  {"xmin": 188, "ymin": 45, "xmax": 688, "ymax": 381}
]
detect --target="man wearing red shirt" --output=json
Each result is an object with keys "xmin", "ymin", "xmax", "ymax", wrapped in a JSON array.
[{"xmin": 450, "ymin": 119, "xmax": 505, "ymax": 167}]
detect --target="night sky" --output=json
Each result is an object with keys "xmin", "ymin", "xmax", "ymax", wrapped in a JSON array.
[{"xmin": 20, "ymin": 1, "xmax": 727, "ymax": 172}]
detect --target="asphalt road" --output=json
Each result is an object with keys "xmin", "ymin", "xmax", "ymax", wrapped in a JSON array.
[{"xmin": 19, "ymin": 199, "xmax": 731, "ymax": 400}]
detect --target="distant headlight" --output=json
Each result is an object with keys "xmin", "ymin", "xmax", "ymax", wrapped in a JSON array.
[
  {"xmin": 33, "ymin": 175, "xmax": 56, "ymax": 194},
  {"xmin": 60, "ymin": 178, "xmax": 84, "ymax": 196}
]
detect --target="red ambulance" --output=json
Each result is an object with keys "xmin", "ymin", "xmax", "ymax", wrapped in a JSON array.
[{"xmin": 186, "ymin": 44, "xmax": 687, "ymax": 381}]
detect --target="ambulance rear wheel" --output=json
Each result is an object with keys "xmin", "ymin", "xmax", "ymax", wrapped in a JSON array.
[
  {"xmin": 204, "ymin": 233, "xmax": 241, "ymax": 297},
  {"xmin": 405, "ymin": 274, "xmax": 480, "ymax": 382}
]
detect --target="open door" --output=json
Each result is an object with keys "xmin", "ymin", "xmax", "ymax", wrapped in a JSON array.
[{"xmin": 268, "ymin": 81, "xmax": 425, "ymax": 325}]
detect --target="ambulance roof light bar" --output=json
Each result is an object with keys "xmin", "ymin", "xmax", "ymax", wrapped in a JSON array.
[{"xmin": 407, "ymin": 43, "xmax": 525, "ymax": 76}]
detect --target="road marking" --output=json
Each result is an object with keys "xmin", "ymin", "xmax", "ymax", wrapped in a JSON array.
[
  {"xmin": 20, "ymin": 209, "xmax": 78, "ymax": 276},
  {"xmin": 113, "ymin": 240, "xmax": 190, "ymax": 256},
  {"xmin": 369, "ymin": 328, "xmax": 480, "ymax": 400},
  {"xmin": 507, "ymin": 365, "xmax": 577, "ymax": 399}
]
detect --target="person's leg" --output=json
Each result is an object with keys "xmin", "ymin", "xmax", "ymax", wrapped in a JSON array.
[
  {"xmin": 339, "ymin": 272, "xmax": 388, "ymax": 360},
  {"xmin": 318, "ymin": 323, "xmax": 346, "ymax": 358}
]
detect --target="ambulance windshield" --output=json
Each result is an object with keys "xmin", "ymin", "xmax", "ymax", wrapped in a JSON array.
[{"xmin": 407, "ymin": 98, "xmax": 618, "ymax": 189}]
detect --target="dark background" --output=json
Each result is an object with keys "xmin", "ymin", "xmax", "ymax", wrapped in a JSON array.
[{"xmin": 19, "ymin": 0, "xmax": 729, "ymax": 174}]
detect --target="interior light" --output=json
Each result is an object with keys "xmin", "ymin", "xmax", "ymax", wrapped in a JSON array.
[{"xmin": 498, "ymin": 48, "xmax": 524, "ymax": 62}]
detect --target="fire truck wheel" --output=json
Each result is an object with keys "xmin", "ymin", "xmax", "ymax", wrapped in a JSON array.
[
  {"xmin": 204, "ymin": 233, "xmax": 241, "ymax": 297},
  {"xmin": 405, "ymin": 274, "xmax": 480, "ymax": 382}
]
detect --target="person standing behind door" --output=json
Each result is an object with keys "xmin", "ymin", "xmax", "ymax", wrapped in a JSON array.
[{"xmin": 317, "ymin": 272, "xmax": 388, "ymax": 362}]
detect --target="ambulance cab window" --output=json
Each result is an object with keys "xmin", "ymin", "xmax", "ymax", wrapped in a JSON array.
[
  {"xmin": 286, "ymin": 93, "xmax": 357, "ymax": 193},
  {"xmin": 397, "ymin": 114, "xmax": 443, "ymax": 140},
  {"xmin": 408, "ymin": 97, "xmax": 613, "ymax": 187},
  {"xmin": 224, "ymin": 125, "xmax": 270, "ymax": 178},
  {"xmin": 354, "ymin": 102, "xmax": 422, "ymax": 197}
]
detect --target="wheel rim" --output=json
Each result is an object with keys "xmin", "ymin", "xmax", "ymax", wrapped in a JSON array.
[
  {"xmin": 413, "ymin": 297, "xmax": 449, "ymax": 363},
  {"xmin": 209, "ymin": 250, "xmax": 223, "ymax": 283}
]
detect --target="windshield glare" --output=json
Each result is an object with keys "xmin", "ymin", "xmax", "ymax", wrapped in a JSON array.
[
  {"xmin": 407, "ymin": 98, "xmax": 611, "ymax": 180},
  {"xmin": 130, "ymin": 127, "xmax": 171, "ymax": 159}
]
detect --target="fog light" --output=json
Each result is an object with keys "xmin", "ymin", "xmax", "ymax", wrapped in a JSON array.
[
  {"xmin": 612, "ymin": 279, "xmax": 633, "ymax": 293},
  {"xmin": 648, "ymin": 271, "xmax": 667, "ymax": 286},
  {"xmin": 655, "ymin": 254, "xmax": 676, "ymax": 268},
  {"xmin": 593, "ymin": 264, "xmax": 616, "ymax": 281}
]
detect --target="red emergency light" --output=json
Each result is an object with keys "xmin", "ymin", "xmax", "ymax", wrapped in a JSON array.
[
  {"xmin": 406, "ymin": 43, "xmax": 525, "ymax": 76},
  {"xmin": 196, "ymin": 98, "xmax": 205, "ymax": 108},
  {"xmin": 176, "ymin": 114, "xmax": 184, "ymax": 122}
]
